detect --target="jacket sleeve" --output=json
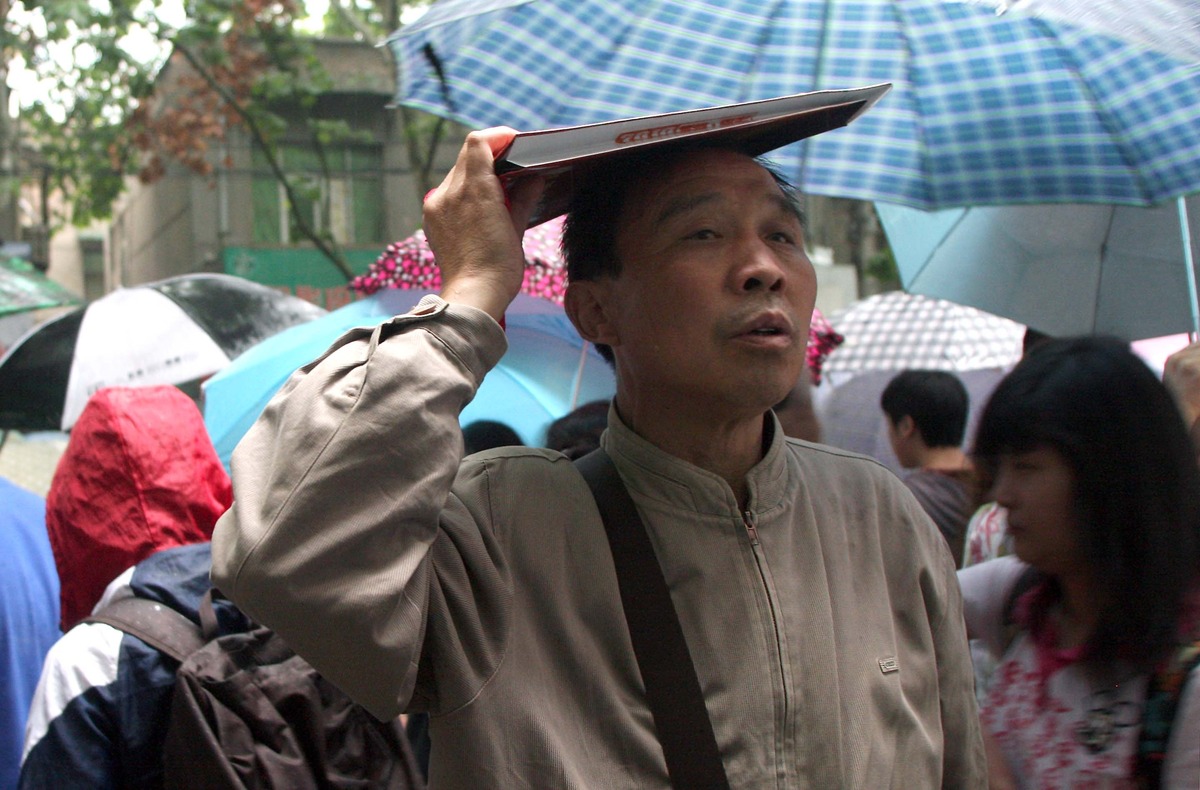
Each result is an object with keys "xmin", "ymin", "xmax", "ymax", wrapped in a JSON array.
[
  {"xmin": 910, "ymin": 496, "xmax": 988, "ymax": 789},
  {"xmin": 210, "ymin": 296, "xmax": 512, "ymax": 721},
  {"xmin": 932, "ymin": 562, "xmax": 988, "ymax": 788},
  {"xmin": 20, "ymin": 625, "xmax": 124, "ymax": 790}
]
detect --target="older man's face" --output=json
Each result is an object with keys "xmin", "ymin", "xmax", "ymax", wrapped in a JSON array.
[{"xmin": 602, "ymin": 149, "xmax": 817, "ymax": 419}]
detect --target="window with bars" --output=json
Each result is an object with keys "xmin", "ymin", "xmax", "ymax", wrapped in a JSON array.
[{"xmin": 251, "ymin": 144, "xmax": 383, "ymax": 245}]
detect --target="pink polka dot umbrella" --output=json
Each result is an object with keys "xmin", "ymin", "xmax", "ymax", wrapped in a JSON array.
[
  {"xmin": 351, "ymin": 216, "xmax": 568, "ymax": 306},
  {"xmin": 352, "ymin": 215, "xmax": 843, "ymax": 383},
  {"xmin": 807, "ymin": 310, "xmax": 842, "ymax": 386}
]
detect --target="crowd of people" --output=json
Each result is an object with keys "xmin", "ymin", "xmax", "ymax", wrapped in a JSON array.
[{"xmin": 1, "ymin": 119, "xmax": 1198, "ymax": 790}]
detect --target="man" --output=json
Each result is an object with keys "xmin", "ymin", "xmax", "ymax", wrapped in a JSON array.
[
  {"xmin": 212, "ymin": 127, "xmax": 985, "ymax": 787},
  {"xmin": 881, "ymin": 370, "xmax": 976, "ymax": 565}
]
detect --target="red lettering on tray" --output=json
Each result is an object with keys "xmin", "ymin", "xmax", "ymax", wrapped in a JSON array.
[{"xmin": 614, "ymin": 113, "xmax": 760, "ymax": 145}]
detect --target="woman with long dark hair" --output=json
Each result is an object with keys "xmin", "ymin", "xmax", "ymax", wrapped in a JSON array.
[{"xmin": 960, "ymin": 335, "xmax": 1200, "ymax": 788}]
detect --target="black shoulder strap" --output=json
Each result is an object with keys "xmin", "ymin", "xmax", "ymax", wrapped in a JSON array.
[
  {"xmin": 1134, "ymin": 639, "xmax": 1200, "ymax": 788},
  {"xmin": 575, "ymin": 449, "xmax": 730, "ymax": 790},
  {"xmin": 84, "ymin": 596, "xmax": 207, "ymax": 663}
]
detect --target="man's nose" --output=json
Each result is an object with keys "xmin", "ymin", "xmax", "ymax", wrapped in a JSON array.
[{"xmin": 735, "ymin": 240, "xmax": 787, "ymax": 293}]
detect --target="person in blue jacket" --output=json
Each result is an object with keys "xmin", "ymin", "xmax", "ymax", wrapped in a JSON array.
[{"xmin": 0, "ymin": 476, "xmax": 60, "ymax": 790}]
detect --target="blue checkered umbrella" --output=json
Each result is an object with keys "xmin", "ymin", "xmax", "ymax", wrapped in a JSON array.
[
  {"xmin": 389, "ymin": 0, "xmax": 1200, "ymax": 210},
  {"xmin": 965, "ymin": 0, "xmax": 1200, "ymax": 64}
]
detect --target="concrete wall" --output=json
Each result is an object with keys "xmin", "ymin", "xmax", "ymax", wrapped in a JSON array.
[
  {"xmin": 108, "ymin": 167, "xmax": 210, "ymax": 286},
  {"xmin": 47, "ymin": 223, "xmax": 86, "ymax": 295},
  {"xmin": 100, "ymin": 37, "xmax": 458, "ymax": 290},
  {"xmin": 805, "ymin": 194, "xmax": 886, "ymax": 288},
  {"xmin": 46, "ymin": 221, "xmax": 106, "ymax": 299},
  {"xmin": 106, "ymin": 101, "xmax": 465, "ymax": 290}
]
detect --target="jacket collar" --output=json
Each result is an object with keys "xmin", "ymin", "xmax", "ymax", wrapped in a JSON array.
[{"xmin": 601, "ymin": 404, "xmax": 790, "ymax": 517}]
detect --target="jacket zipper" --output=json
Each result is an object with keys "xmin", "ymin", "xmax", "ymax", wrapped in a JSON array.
[
  {"xmin": 743, "ymin": 510, "xmax": 760, "ymax": 545},
  {"xmin": 742, "ymin": 509, "xmax": 790, "ymax": 780}
]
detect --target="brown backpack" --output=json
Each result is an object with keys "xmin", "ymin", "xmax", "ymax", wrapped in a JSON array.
[{"xmin": 88, "ymin": 591, "xmax": 423, "ymax": 790}]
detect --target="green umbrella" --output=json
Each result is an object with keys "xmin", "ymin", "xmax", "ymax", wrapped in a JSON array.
[{"xmin": 0, "ymin": 258, "xmax": 80, "ymax": 317}]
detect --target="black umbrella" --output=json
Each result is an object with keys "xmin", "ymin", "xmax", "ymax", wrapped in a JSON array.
[{"xmin": 0, "ymin": 273, "xmax": 326, "ymax": 431}]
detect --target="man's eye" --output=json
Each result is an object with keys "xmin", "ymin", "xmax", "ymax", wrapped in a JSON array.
[
  {"xmin": 768, "ymin": 231, "xmax": 797, "ymax": 245},
  {"xmin": 687, "ymin": 228, "xmax": 718, "ymax": 240}
]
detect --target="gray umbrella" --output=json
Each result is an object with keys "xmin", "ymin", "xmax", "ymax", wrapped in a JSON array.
[{"xmin": 877, "ymin": 195, "xmax": 1200, "ymax": 340}]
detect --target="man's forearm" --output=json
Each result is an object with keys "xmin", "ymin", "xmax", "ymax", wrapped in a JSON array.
[{"xmin": 211, "ymin": 297, "xmax": 507, "ymax": 719}]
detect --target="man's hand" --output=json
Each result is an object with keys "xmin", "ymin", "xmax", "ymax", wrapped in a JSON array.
[
  {"xmin": 424, "ymin": 128, "xmax": 545, "ymax": 323},
  {"xmin": 1164, "ymin": 340, "xmax": 1200, "ymax": 429}
]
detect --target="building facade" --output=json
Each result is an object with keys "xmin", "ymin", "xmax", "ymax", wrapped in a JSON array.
[{"xmin": 106, "ymin": 38, "xmax": 463, "ymax": 307}]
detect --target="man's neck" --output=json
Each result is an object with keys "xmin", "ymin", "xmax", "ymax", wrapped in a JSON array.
[
  {"xmin": 615, "ymin": 397, "xmax": 768, "ymax": 510},
  {"xmin": 915, "ymin": 446, "xmax": 971, "ymax": 474}
]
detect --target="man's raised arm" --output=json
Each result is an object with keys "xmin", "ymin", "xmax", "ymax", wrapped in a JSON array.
[{"xmin": 210, "ymin": 128, "xmax": 544, "ymax": 720}]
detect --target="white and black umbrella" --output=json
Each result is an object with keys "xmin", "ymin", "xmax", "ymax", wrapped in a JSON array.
[{"xmin": 0, "ymin": 273, "xmax": 326, "ymax": 431}]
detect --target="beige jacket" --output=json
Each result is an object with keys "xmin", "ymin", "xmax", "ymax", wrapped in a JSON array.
[{"xmin": 212, "ymin": 297, "xmax": 985, "ymax": 789}]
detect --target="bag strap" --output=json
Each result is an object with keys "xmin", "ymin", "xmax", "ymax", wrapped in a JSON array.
[
  {"xmin": 575, "ymin": 449, "xmax": 731, "ymax": 790},
  {"xmin": 84, "ymin": 596, "xmax": 208, "ymax": 663},
  {"xmin": 1133, "ymin": 638, "xmax": 1200, "ymax": 788}
]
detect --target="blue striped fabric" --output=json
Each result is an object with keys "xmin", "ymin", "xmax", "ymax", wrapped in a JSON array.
[{"xmin": 389, "ymin": 0, "xmax": 1200, "ymax": 209}]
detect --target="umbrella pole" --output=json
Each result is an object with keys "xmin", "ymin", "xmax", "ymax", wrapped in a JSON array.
[{"xmin": 1180, "ymin": 195, "xmax": 1199, "ymax": 338}]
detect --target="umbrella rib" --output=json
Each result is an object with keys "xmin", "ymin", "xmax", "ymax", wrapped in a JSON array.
[
  {"xmin": 905, "ymin": 207, "xmax": 973, "ymax": 291},
  {"xmin": 891, "ymin": 3, "xmax": 934, "ymax": 209},
  {"xmin": 550, "ymin": 0, "xmax": 656, "ymax": 128},
  {"xmin": 423, "ymin": 43, "xmax": 460, "ymax": 118},
  {"xmin": 797, "ymin": 0, "xmax": 837, "ymax": 191},
  {"xmin": 1030, "ymin": 16, "xmax": 1157, "ymax": 203},
  {"xmin": 1092, "ymin": 204, "xmax": 1119, "ymax": 333},
  {"xmin": 741, "ymin": 0, "xmax": 789, "ymax": 103}
]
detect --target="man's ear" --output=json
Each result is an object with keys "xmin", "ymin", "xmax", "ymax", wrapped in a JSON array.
[
  {"xmin": 565, "ymin": 280, "xmax": 620, "ymax": 349},
  {"xmin": 897, "ymin": 414, "xmax": 916, "ymax": 439}
]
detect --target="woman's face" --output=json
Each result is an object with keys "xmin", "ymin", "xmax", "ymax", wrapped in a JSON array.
[{"xmin": 990, "ymin": 444, "xmax": 1087, "ymax": 579}]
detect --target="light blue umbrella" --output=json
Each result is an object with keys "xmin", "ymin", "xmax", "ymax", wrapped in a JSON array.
[
  {"xmin": 201, "ymin": 290, "xmax": 615, "ymax": 467},
  {"xmin": 876, "ymin": 194, "xmax": 1200, "ymax": 340},
  {"xmin": 389, "ymin": 0, "xmax": 1200, "ymax": 210}
]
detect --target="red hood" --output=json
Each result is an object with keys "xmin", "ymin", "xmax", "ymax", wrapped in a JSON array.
[{"xmin": 46, "ymin": 386, "xmax": 232, "ymax": 630}]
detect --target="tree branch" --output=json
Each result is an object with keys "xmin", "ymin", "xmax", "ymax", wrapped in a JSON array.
[
  {"xmin": 329, "ymin": 0, "xmax": 447, "ymax": 202},
  {"xmin": 328, "ymin": 0, "xmax": 378, "ymax": 41},
  {"xmin": 172, "ymin": 38, "xmax": 354, "ymax": 281}
]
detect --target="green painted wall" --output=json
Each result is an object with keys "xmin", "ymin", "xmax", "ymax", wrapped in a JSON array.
[{"xmin": 223, "ymin": 246, "xmax": 378, "ymax": 309}]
